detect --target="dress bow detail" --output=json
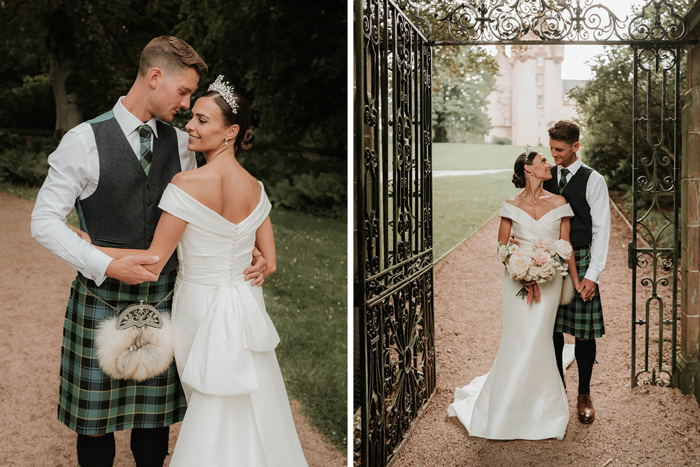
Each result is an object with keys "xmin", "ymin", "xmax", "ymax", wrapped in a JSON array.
[{"xmin": 180, "ymin": 282, "xmax": 280, "ymax": 396}]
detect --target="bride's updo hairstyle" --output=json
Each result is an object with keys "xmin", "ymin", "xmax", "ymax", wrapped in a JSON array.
[
  {"xmin": 202, "ymin": 88, "xmax": 254, "ymax": 153},
  {"xmin": 512, "ymin": 151, "xmax": 537, "ymax": 188}
]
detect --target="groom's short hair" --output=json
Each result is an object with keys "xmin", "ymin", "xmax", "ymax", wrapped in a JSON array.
[
  {"xmin": 548, "ymin": 120, "xmax": 580, "ymax": 146},
  {"xmin": 138, "ymin": 36, "xmax": 208, "ymax": 78}
]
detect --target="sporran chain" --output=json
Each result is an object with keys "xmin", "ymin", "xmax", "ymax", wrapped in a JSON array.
[{"xmin": 76, "ymin": 276, "xmax": 173, "ymax": 330}]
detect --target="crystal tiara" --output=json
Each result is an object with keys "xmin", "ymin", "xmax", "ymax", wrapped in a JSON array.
[{"xmin": 208, "ymin": 75, "xmax": 238, "ymax": 114}]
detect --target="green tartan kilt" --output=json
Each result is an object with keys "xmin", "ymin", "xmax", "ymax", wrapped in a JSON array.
[
  {"xmin": 58, "ymin": 271, "xmax": 186, "ymax": 435},
  {"xmin": 555, "ymin": 247, "xmax": 605, "ymax": 340}
]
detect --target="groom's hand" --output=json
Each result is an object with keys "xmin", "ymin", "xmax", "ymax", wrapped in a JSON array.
[
  {"xmin": 106, "ymin": 256, "xmax": 160, "ymax": 284},
  {"xmin": 508, "ymin": 233, "xmax": 520, "ymax": 246},
  {"xmin": 580, "ymin": 278, "xmax": 597, "ymax": 302},
  {"xmin": 244, "ymin": 247, "xmax": 267, "ymax": 287}
]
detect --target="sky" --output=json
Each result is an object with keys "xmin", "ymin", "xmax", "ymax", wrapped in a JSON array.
[{"xmin": 562, "ymin": 0, "xmax": 645, "ymax": 79}]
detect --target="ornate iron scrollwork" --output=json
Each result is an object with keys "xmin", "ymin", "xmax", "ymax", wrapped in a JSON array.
[
  {"xmin": 356, "ymin": 0, "xmax": 689, "ymax": 465},
  {"xmin": 426, "ymin": 0, "xmax": 687, "ymax": 45},
  {"xmin": 630, "ymin": 44, "xmax": 681, "ymax": 388},
  {"xmin": 356, "ymin": 0, "xmax": 435, "ymax": 466}
]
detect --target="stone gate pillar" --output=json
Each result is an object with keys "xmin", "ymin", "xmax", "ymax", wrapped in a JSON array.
[{"xmin": 679, "ymin": 2, "xmax": 700, "ymax": 404}]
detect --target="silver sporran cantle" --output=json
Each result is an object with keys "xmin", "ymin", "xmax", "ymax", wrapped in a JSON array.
[{"xmin": 79, "ymin": 277, "xmax": 175, "ymax": 382}]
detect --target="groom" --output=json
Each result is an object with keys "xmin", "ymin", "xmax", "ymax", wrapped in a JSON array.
[
  {"xmin": 542, "ymin": 120, "xmax": 610, "ymax": 424},
  {"xmin": 31, "ymin": 37, "xmax": 265, "ymax": 466}
]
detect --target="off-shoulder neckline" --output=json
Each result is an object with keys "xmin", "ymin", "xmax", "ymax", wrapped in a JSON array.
[
  {"xmin": 501, "ymin": 202, "xmax": 572, "ymax": 222},
  {"xmin": 166, "ymin": 181, "xmax": 265, "ymax": 227}
]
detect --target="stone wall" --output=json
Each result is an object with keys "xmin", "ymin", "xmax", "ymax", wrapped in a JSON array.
[{"xmin": 679, "ymin": 0, "xmax": 700, "ymax": 405}]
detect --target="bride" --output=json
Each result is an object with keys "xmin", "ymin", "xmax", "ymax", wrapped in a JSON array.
[
  {"xmin": 90, "ymin": 77, "xmax": 307, "ymax": 465},
  {"xmin": 447, "ymin": 150, "xmax": 581, "ymax": 440}
]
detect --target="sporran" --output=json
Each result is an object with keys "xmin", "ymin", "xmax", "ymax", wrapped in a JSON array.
[{"xmin": 78, "ymin": 276, "xmax": 174, "ymax": 382}]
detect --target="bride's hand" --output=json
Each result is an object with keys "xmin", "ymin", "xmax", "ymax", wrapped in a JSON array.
[
  {"xmin": 244, "ymin": 247, "xmax": 267, "ymax": 286},
  {"xmin": 77, "ymin": 230, "xmax": 92, "ymax": 245}
]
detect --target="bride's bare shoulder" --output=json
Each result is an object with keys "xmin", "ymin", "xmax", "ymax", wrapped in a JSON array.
[
  {"xmin": 504, "ymin": 195, "xmax": 522, "ymax": 207},
  {"xmin": 540, "ymin": 192, "xmax": 566, "ymax": 208},
  {"xmin": 170, "ymin": 167, "xmax": 220, "ymax": 200},
  {"xmin": 550, "ymin": 193, "xmax": 567, "ymax": 207}
]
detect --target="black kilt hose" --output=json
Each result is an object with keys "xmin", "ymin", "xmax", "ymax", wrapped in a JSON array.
[
  {"xmin": 555, "ymin": 247, "xmax": 605, "ymax": 340},
  {"xmin": 58, "ymin": 271, "xmax": 186, "ymax": 435}
]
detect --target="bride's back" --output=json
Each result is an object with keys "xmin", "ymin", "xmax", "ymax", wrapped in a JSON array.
[{"xmin": 172, "ymin": 160, "xmax": 261, "ymax": 225}]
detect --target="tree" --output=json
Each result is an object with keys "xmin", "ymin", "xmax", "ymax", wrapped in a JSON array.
[
  {"xmin": 569, "ymin": 45, "xmax": 686, "ymax": 190},
  {"xmin": 568, "ymin": 47, "xmax": 636, "ymax": 189},
  {"xmin": 173, "ymin": 0, "xmax": 346, "ymax": 153},
  {"xmin": 0, "ymin": 0, "xmax": 182, "ymax": 135},
  {"xmin": 0, "ymin": 0, "xmax": 346, "ymax": 154},
  {"xmin": 431, "ymin": 46, "xmax": 497, "ymax": 142}
]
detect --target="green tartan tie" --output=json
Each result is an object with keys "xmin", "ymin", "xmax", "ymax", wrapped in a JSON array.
[
  {"xmin": 559, "ymin": 167, "xmax": 570, "ymax": 193},
  {"xmin": 138, "ymin": 125, "xmax": 153, "ymax": 176}
]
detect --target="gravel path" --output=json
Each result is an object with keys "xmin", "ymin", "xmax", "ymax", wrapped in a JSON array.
[
  {"xmin": 393, "ymin": 203, "xmax": 700, "ymax": 467},
  {"xmin": 0, "ymin": 192, "xmax": 345, "ymax": 467}
]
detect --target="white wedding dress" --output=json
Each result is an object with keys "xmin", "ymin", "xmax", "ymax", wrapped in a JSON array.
[
  {"xmin": 447, "ymin": 202, "xmax": 574, "ymax": 440},
  {"xmin": 159, "ymin": 182, "xmax": 307, "ymax": 466}
]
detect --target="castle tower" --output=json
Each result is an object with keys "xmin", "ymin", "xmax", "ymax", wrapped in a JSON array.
[
  {"xmin": 485, "ymin": 46, "xmax": 513, "ymax": 142},
  {"xmin": 485, "ymin": 42, "xmax": 580, "ymax": 147}
]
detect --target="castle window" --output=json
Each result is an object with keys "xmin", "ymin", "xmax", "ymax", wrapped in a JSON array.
[
  {"xmin": 536, "ymin": 74, "xmax": 543, "ymax": 85},
  {"xmin": 537, "ymin": 95, "xmax": 544, "ymax": 107},
  {"xmin": 537, "ymin": 56, "xmax": 544, "ymax": 66}
]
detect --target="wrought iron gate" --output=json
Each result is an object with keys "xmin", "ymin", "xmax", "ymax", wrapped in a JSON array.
[
  {"xmin": 355, "ymin": 0, "xmax": 694, "ymax": 465},
  {"xmin": 354, "ymin": 0, "xmax": 436, "ymax": 466},
  {"xmin": 630, "ymin": 43, "xmax": 683, "ymax": 387}
]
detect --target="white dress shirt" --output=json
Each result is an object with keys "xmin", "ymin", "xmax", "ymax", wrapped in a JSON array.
[
  {"xmin": 31, "ymin": 97, "xmax": 196, "ymax": 285},
  {"xmin": 557, "ymin": 157, "xmax": 611, "ymax": 283}
]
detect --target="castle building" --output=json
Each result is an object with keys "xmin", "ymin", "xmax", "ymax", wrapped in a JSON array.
[{"xmin": 485, "ymin": 44, "xmax": 584, "ymax": 147}]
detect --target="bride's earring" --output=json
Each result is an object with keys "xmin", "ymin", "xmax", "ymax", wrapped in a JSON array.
[{"xmin": 225, "ymin": 138, "xmax": 228, "ymax": 145}]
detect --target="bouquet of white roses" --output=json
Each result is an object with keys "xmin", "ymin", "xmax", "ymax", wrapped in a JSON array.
[{"xmin": 497, "ymin": 238, "xmax": 573, "ymax": 304}]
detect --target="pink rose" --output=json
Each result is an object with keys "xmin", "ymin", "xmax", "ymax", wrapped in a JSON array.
[
  {"xmin": 533, "ymin": 238, "xmax": 550, "ymax": 251},
  {"xmin": 508, "ymin": 251, "xmax": 532, "ymax": 279},
  {"xmin": 533, "ymin": 250, "xmax": 552, "ymax": 266}
]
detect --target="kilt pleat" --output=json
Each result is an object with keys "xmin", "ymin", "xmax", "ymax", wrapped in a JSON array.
[
  {"xmin": 554, "ymin": 247, "xmax": 605, "ymax": 340},
  {"xmin": 58, "ymin": 272, "xmax": 187, "ymax": 435}
]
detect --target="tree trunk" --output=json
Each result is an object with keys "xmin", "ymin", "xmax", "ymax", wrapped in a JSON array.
[
  {"xmin": 433, "ymin": 114, "xmax": 448, "ymax": 143},
  {"xmin": 46, "ymin": 4, "xmax": 83, "ymax": 137},
  {"xmin": 49, "ymin": 52, "xmax": 83, "ymax": 137}
]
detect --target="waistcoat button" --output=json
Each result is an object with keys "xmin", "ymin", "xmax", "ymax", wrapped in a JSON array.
[
  {"xmin": 147, "ymin": 219, "xmax": 153, "ymax": 225},
  {"xmin": 146, "ymin": 200, "xmax": 152, "ymax": 206},
  {"xmin": 147, "ymin": 183, "xmax": 153, "ymax": 189},
  {"xmin": 147, "ymin": 235, "xmax": 153, "ymax": 242}
]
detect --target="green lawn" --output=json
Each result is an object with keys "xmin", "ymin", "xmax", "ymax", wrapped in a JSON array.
[
  {"xmin": 1, "ymin": 183, "xmax": 347, "ymax": 451},
  {"xmin": 433, "ymin": 172, "xmax": 520, "ymax": 259},
  {"xmin": 433, "ymin": 142, "xmax": 548, "ymax": 171},
  {"xmin": 263, "ymin": 209, "xmax": 347, "ymax": 449},
  {"xmin": 432, "ymin": 143, "xmax": 536, "ymax": 259}
]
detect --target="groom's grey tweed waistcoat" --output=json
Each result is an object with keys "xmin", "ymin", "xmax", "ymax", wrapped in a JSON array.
[
  {"xmin": 543, "ymin": 164, "xmax": 594, "ymax": 249},
  {"xmin": 77, "ymin": 111, "xmax": 180, "ymax": 274}
]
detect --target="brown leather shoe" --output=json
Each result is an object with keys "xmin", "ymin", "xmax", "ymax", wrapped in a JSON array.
[{"xmin": 577, "ymin": 394, "xmax": 595, "ymax": 423}]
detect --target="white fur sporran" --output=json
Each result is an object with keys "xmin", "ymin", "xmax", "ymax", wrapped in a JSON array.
[
  {"xmin": 560, "ymin": 274, "xmax": 575, "ymax": 306},
  {"xmin": 95, "ymin": 302, "xmax": 174, "ymax": 382}
]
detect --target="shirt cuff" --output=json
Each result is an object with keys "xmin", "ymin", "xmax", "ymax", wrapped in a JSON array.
[
  {"xmin": 583, "ymin": 267, "xmax": 601, "ymax": 283},
  {"xmin": 83, "ymin": 248, "xmax": 114, "ymax": 286}
]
